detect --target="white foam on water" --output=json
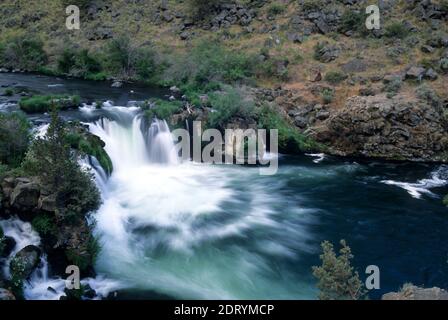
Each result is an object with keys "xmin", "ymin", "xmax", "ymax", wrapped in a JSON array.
[{"xmin": 381, "ymin": 165, "xmax": 448, "ymax": 199}]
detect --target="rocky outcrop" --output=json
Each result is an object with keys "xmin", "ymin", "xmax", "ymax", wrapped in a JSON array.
[
  {"xmin": 10, "ymin": 245, "xmax": 41, "ymax": 280},
  {"xmin": 0, "ymin": 288, "xmax": 16, "ymax": 300},
  {"xmin": 0, "ymin": 176, "xmax": 52, "ymax": 221},
  {"xmin": 311, "ymin": 94, "xmax": 448, "ymax": 162},
  {"xmin": 382, "ymin": 285, "xmax": 448, "ymax": 300}
]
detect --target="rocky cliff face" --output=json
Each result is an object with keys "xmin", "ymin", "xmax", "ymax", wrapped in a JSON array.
[{"xmin": 312, "ymin": 94, "xmax": 448, "ymax": 161}]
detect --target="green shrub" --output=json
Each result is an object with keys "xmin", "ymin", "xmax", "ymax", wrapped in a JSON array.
[
  {"xmin": 32, "ymin": 214, "xmax": 57, "ymax": 237},
  {"xmin": 0, "ymin": 112, "xmax": 30, "ymax": 167},
  {"xmin": 416, "ymin": 84, "xmax": 441, "ymax": 107},
  {"xmin": 383, "ymin": 78, "xmax": 402, "ymax": 97},
  {"xmin": 302, "ymin": 0, "xmax": 323, "ymax": 12},
  {"xmin": 324, "ymin": 71, "xmax": 347, "ymax": 85},
  {"xmin": 58, "ymin": 48, "xmax": 103, "ymax": 79},
  {"xmin": 4, "ymin": 88, "xmax": 14, "ymax": 96},
  {"xmin": 339, "ymin": 10, "xmax": 364, "ymax": 34},
  {"xmin": 145, "ymin": 99, "xmax": 183, "ymax": 120},
  {"xmin": 65, "ymin": 235, "xmax": 100, "ymax": 272},
  {"xmin": 19, "ymin": 95, "xmax": 81, "ymax": 113},
  {"xmin": 258, "ymin": 58, "xmax": 289, "ymax": 81},
  {"xmin": 187, "ymin": 0, "xmax": 221, "ymax": 19},
  {"xmin": 322, "ymin": 88, "xmax": 335, "ymax": 104},
  {"xmin": 22, "ymin": 109, "xmax": 100, "ymax": 223},
  {"xmin": 1, "ymin": 35, "xmax": 47, "ymax": 70},
  {"xmin": 207, "ymin": 87, "xmax": 254, "ymax": 129},
  {"xmin": 267, "ymin": 3, "xmax": 286, "ymax": 16},
  {"xmin": 384, "ymin": 22, "xmax": 409, "ymax": 39},
  {"xmin": 257, "ymin": 105, "xmax": 322, "ymax": 153},
  {"xmin": 161, "ymin": 41, "xmax": 255, "ymax": 92},
  {"xmin": 66, "ymin": 130, "xmax": 113, "ymax": 175},
  {"xmin": 312, "ymin": 240, "xmax": 366, "ymax": 300}
]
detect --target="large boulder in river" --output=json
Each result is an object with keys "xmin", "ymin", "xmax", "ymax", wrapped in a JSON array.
[
  {"xmin": 382, "ymin": 285, "xmax": 448, "ymax": 300},
  {"xmin": 312, "ymin": 94, "xmax": 448, "ymax": 162},
  {"xmin": 10, "ymin": 245, "xmax": 41, "ymax": 280}
]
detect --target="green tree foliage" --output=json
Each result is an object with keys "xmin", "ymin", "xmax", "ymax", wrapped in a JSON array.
[
  {"xmin": 257, "ymin": 105, "xmax": 322, "ymax": 153},
  {"xmin": 312, "ymin": 240, "xmax": 366, "ymax": 300},
  {"xmin": 0, "ymin": 112, "xmax": 30, "ymax": 167},
  {"xmin": 1, "ymin": 35, "xmax": 47, "ymax": 70},
  {"xmin": 145, "ymin": 99, "xmax": 182, "ymax": 120},
  {"xmin": 57, "ymin": 48, "xmax": 103, "ymax": 79},
  {"xmin": 105, "ymin": 36, "xmax": 157, "ymax": 80},
  {"xmin": 207, "ymin": 86, "xmax": 254, "ymax": 129},
  {"xmin": 22, "ymin": 108, "xmax": 100, "ymax": 223},
  {"xmin": 162, "ymin": 41, "xmax": 254, "ymax": 94}
]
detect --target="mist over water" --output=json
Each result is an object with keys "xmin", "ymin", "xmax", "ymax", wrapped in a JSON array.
[{"xmin": 84, "ymin": 106, "xmax": 448, "ymax": 300}]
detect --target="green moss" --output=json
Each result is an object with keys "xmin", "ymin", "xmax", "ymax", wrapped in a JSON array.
[
  {"xmin": 32, "ymin": 214, "xmax": 57, "ymax": 237},
  {"xmin": 19, "ymin": 95, "xmax": 81, "ymax": 113},
  {"xmin": 443, "ymin": 195, "xmax": 448, "ymax": 207},
  {"xmin": 66, "ymin": 131, "xmax": 113, "ymax": 175},
  {"xmin": 257, "ymin": 105, "xmax": 324, "ymax": 154},
  {"xmin": 145, "ymin": 99, "xmax": 182, "ymax": 120}
]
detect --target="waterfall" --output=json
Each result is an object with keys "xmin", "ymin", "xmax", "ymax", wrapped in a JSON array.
[{"xmin": 87, "ymin": 107, "xmax": 179, "ymax": 174}]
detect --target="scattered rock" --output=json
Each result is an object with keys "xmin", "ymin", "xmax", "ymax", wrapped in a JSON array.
[
  {"xmin": 424, "ymin": 68, "xmax": 438, "ymax": 80},
  {"xmin": 405, "ymin": 66, "xmax": 426, "ymax": 80},
  {"xmin": 382, "ymin": 286, "xmax": 448, "ymax": 300},
  {"xmin": 111, "ymin": 81, "xmax": 123, "ymax": 88},
  {"xmin": 10, "ymin": 181, "xmax": 40, "ymax": 212}
]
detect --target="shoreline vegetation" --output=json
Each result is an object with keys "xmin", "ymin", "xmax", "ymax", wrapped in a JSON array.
[{"xmin": 0, "ymin": 0, "xmax": 447, "ymax": 300}]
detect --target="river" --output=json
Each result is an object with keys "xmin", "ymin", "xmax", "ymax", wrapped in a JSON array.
[{"xmin": 1, "ymin": 73, "xmax": 447, "ymax": 300}]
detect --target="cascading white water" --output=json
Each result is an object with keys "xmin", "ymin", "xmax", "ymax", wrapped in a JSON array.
[{"xmin": 82, "ymin": 106, "xmax": 317, "ymax": 299}]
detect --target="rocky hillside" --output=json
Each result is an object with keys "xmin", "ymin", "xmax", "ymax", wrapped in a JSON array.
[{"xmin": 0, "ymin": 0, "xmax": 447, "ymax": 161}]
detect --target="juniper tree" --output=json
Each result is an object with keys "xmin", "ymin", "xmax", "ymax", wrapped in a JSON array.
[
  {"xmin": 312, "ymin": 240, "xmax": 366, "ymax": 300},
  {"xmin": 22, "ymin": 107, "xmax": 100, "ymax": 223}
]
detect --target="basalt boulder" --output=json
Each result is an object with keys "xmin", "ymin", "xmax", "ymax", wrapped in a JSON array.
[{"xmin": 10, "ymin": 245, "xmax": 42, "ymax": 280}]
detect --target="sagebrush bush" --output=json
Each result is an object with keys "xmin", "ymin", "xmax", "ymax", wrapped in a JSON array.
[
  {"xmin": 58, "ymin": 48, "xmax": 102, "ymax": 79},
  {"xmin": 385, "ymin": 22, "xmax": 409, "ymax": 39},
  {"xmin": 0, "ymin": 112, "xmax": 30, "ymax": 167},
  {"xmin": 322, "ymin": 88, "xmax": 334, "ymax": 104},
  {"xmin": 267, "ymin": 3, "xmax": 286, "ymax": 16},
  {"xmin": 207, "ymin": 86, "xmax": 254, "ymax": 129},
  {"xmin": 325, "ymin": 71, "xmax": 347, "ymax": 85},
  {"xmin": 339, "ymin": 10, "xmax": 364, "ymax": 34},
  {"xmin": 1, "ymin": 35, "xmax": 47, "ymax": 70}
]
